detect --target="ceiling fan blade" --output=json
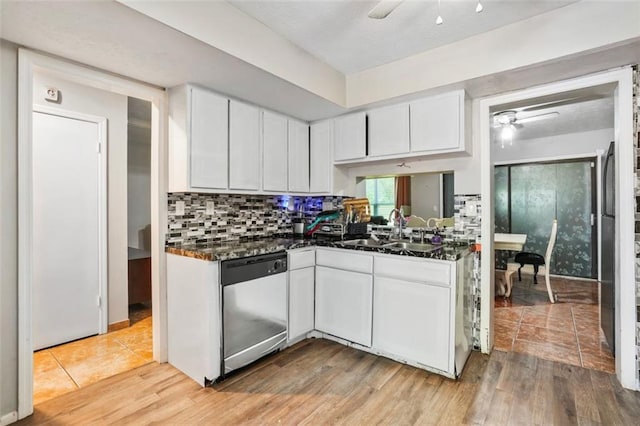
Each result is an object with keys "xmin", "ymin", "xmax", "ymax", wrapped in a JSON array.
[
  {"xmin": 367, "ymin": 0, "xmax": 404, "ymax": 19},
  {"xmin": 522, "ymin": 94, "xmax": 605, "ymax": 112},
  {"xmin": 516, "ymin": 112, "xmax": 559, "ymax": 124}
]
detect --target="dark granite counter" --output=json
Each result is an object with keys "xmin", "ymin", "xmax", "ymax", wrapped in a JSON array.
[{"xmin": 166, "ymin": 236, "xmax": 470, "ymax": 262}]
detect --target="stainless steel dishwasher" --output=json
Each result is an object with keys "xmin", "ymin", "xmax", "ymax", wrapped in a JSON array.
[{"xmin": 221, "ymin": 251, "xmax": 288, "ymax": 376}]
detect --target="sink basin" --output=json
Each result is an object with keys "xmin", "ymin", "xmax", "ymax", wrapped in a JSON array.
[
  {"xmin": 341, "ymin": 238, "xmax": 381, "ymax": 247},
  {"xmin": 382, "ymin": 241, "xmax": 437, "ymax": 252}
]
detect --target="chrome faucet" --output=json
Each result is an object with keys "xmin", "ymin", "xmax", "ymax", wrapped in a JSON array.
[{"xmin": 388, "ymin": 208, "xmax": 405, "ymax": 240}]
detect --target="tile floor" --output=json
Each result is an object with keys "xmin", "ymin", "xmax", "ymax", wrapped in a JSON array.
[
  {"xmin": 33, "ymin": 304, "xmax": 153, "ymax": 406},
  {"xmin": 494, "ymin": 272, "xmax": 614, "ymax": 374}
]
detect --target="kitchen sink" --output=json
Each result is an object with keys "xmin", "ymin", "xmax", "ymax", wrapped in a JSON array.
[
  {"xmin": 382, "ymin": 241, "xmax": 437, "ymax": 252},
  {"xmin": 341, "ymin": 238, "xmax": 382, "ymax": 247}
]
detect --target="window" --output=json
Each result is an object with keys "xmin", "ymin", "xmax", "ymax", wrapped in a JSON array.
[{"xmin": 366, "ymin": 177, "xmax": 395, "ymax": 218}]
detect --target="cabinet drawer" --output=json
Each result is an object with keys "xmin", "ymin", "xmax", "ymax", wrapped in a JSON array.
[
  {"xmin": 374, "ymin": 256, "xmax": 451, "ymax": 286},
  {"xmin": 288, "ymin": 249, "xmax": 315, "ymax": 270},
  {"xmin": 316, "ymin": 249, "xmax": 373, "ymax": 274}
]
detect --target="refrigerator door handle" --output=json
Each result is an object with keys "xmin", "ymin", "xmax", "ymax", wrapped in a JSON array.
[{"xmin": 591, "ymin": 213, "xmax": 595, "ymax": 226}]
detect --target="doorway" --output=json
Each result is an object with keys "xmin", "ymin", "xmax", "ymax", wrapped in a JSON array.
[
  {"xmin": 18, "ymin": 49, "xmax": 168, "ymax": 418},
  {"xmin": 478, "ymin": 68, "xmax": 637, "ymax": 389}
]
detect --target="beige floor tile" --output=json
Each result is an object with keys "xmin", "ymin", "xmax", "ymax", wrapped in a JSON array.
[
  {"xmin": 49, "ymin": 334, "xmax": 126, "ymax": 366},
  {"xmin": 33, "ymin": 360, "xmax": 78, "ymax": 406},
  {"xmin": 63, "ymin": 347, "xmax": 151, "ymax": 388}
]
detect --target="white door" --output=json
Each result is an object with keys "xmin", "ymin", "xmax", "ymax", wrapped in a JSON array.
[
  {"xmin": 190, "ymin": 87, "xmax": 228, "ymax": 189},
  {"xmin": 288, "ymin": 267, "xmax": 315, "ymax": 340},
  {"xmin": 310, "ymin": 120, "xmax": 332, "ymax": 193},
  {"xmin": 288, "ymin": 119, "xmax": 309, "ymax": 193},
  {"xmin": 333, "ymin": 112, "xmax": 366, "ymax": 161},
  {"xmin": 368, "ymin": 104, "xmax": 410, "ymax": 157},
  {"xmin": 373, "ymin": 277, "xmax": 451, "ymax": 372},
  {"xmin": 32, "ymin": 110, "xmax": 105, "ymax": 350},
  {"xmin": 315, "ymin": 266, "xmax": 373, "ymax": 347},
  {"xmin": 262, "ymin": 110, "xmax": 288, "ymax": 192},
  {"xmin": 229, "ymin": 100, "xmax": 261, "ymax": 190}
]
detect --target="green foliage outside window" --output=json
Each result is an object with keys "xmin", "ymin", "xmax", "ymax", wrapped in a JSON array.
[{"xmin": 366, "ymin": 177, "xmax": 395, "ymax": 219}]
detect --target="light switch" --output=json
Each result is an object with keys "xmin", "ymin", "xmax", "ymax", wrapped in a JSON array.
[
  {"xmin": 206, "ymin": 201, "xmax": 215, "ymax": 215},
  {"xmin": 175, "ymin": 201, "xmax": 185, "ymax": 216}
]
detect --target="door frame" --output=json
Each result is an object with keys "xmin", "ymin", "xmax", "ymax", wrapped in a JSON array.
[
  {"xmin": 17, "ymin": 49, "xmax": 169, "ymax": 418},
  {"xmin": 479, "ymin": 67, "xmax": 636, "ymax": 389},
  {"xmin": 32, "ymin": 105, "xmax": 109, "ymax": 336}
]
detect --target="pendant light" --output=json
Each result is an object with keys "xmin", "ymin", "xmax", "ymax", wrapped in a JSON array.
[{"xmin": 436, "ymin": 0, "xmax": 443, "ymax": 25}]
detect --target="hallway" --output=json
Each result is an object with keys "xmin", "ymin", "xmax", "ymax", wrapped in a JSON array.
[{"xmin": 494, "ymin": 273, "xmax": 614, "ymax": 373}]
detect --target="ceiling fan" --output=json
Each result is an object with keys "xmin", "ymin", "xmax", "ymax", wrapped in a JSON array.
[
  {"xmin": 492, "ymin": 110, "xmax": 559, "ymax": 148},
  {"xmin": 368, "ymin": 0, "xmax": 404, "ymax": 19},
  {"xmin": 368, "ymin": 0, "xmax": 484, "ymax": 20}
]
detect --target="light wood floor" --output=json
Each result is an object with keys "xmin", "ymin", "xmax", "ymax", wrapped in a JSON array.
[{"xmin": 21, "ymin": 338, "xmax": 640, "ymax": 425}]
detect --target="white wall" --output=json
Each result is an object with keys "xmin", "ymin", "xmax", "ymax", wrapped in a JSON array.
[
  {"xmin": 0, "ymin": 38, "xmax": 18, "ymax": 420},
  {"xmin": 32, "ymin": 72, "xmax": 129, "ymax": 326},
  {"xmin": 411, "ymin": 174, "xmax": 441, "ymax": 219},
  {"xmin": 492, "ymin": 128, "xmax": 614, "ymax": 164},
  {"xmin": 127, "ymin": 101, "xmax": 151, "ymax": 250}
]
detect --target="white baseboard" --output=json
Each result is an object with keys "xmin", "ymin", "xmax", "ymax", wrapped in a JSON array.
[{"xmin": 0, "ymin": 411, "xmax": 18, "ymax": 425}]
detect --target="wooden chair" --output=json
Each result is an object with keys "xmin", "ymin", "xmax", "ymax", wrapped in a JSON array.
[{"xmin": 504, "ymin": 219, "xmax": 558, "ymax": 303}]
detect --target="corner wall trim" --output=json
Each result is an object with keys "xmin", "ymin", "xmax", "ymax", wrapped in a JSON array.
[{"xmin": 1, "ymin": 411, "xmax": 18, "ymax": 426}]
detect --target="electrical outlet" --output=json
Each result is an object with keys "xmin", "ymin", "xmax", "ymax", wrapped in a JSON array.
[
  {"xmin": 175, "ymin": 201, "xmax": 185, "ymax": 216},
  {"xmin": 206, "ymin": 201, "xmax": 215, "ymax": 215},
  {"xmin": 45, "ymin": 87, "xmax": 59, "ymax": 102}
]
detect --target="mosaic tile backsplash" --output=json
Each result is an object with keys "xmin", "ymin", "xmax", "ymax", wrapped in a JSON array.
[
  {"xmin": 454, "ymin": 194, "xmax": 482, "ymax": 350},
  {"xmin": 166, "ymin": 193, "xmax": 344, "ymax": 246},
  {"xmin": 632, "ymin": 64, "xmax": 639, "ymax": 383}
]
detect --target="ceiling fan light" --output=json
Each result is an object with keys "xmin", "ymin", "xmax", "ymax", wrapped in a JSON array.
[
  {"xmin": 476, "ymin": 1, "xmax": 484, "ymax": 13},
  {"xmin": 500, "ymin": 124, "xmax": 514, "ymax": 146}
]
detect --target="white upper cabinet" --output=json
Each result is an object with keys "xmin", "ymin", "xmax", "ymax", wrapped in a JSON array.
[
  {"xmin": 333, "ymin": 111, "xmax": 366, "ymax": 162},
  {"xmin": 410, "ymin": 90, "xmax": 466, "ymax": 153},
  {"xmin": 168, "ymin": 85, "xmax": 229, "ymax": 192},
  {"xmin": 368, "ymin": 104, "xmax": 410, "ymax": 157},
  {"xmin": 229, "ymin": 100, "xmax": 261, "ymax": 190},
  {"xmin": 309, "ymin": 120, "xmax": 332, "ymax": 194},
  {"xmin": 288, "ymin": 119, "xmax": 310, "ymax": 193},
  {"xmin": 262, "ymin": 110, "xmax": 289, "ymax": 192}
]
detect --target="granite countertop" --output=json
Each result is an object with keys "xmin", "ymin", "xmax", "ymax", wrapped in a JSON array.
[{"xmin": 166, "ymin": 236, "xmax": 470, "ymax": 262}]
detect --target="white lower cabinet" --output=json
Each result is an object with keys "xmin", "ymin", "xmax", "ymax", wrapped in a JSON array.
[
  {"xmin": 288, "ymin": 267, "xmax": 315, "ymax": 341},
  {"xmin": 373, "ymin": 276, "xmax": 451, "ymax": 372},
  {"xmin": 167, "ymin": 254, "xmax": 220, "ymax": 386},
  {"xmin": 315, "ymin": 265, "xmax": 373, "ymax": 347}
]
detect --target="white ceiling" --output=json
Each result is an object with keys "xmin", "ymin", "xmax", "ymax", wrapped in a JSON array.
[
  {"xmin": 229, "ymin": 0, "xmax": 577, "ymax": 74},
  {"xmin": 491, "ymin": 85, "xmax": 615, "ymax": 141},
  {"xmin": 1, "ymin": 0, "xmax": 638, "ymax": 122}
]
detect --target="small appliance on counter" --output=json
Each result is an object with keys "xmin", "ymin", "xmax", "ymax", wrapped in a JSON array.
[{"xmin": 292, "ymin": 218, "xmax": 305, "ymax": 237}]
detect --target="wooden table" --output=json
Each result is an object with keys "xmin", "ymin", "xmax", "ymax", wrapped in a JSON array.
[{"xmin": 494, "ymin": 233, "xmax": 527, "ymax": 251}]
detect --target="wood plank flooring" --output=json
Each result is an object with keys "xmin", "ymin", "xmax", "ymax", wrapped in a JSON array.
[{"xmin": 20, "ymin": 338, "xmax": 640, "ymax": 425}]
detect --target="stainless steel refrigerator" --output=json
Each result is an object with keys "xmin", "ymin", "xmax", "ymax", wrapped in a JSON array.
[{"xmin": 601, "ymin": 141, "xmax": 615, "ymax": 353}]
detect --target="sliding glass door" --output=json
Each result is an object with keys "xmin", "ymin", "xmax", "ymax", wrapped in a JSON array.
[{"xmin": 494, "ymin": 159, "xmax": 596, "ymax": 278}]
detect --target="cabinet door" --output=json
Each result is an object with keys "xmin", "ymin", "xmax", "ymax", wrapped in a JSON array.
[
  {"xmin": 229, "ymin": 100, "xmax": 261, "ymax": 190},
  {"xmin": 333, "ymin": 112, "xmax": 366, "ymax": 161},
  {"xmin": 262, "ymin": 110, "xmax": 288, "ymax": 192},
  {"xmin": 288, "ymin": 119, "xmax": 310, "ymax": 193},
  {"xmin": 410, "ymin": 91, "xmax": 463, "ymax": 153},
  {"xmin": 315, "ymin": 266, "xmax": 372, "ymax": 347},
  {"xmin": 309, "ymin": 120, "xmax": 332, "ymax": 193},
  {"xmin": 373, "ymin": 277, "xmax": 450, "ymax": 372},
  {"xmin": 190, "ymin": 88, "xmax": 229, "ymax": 189},
  {"xmin": 289, "ymin": 267, "xmax": 315, "ymax": 340},
  {"xmin": 368, "ymin": 104, "xmax": 410, "ymax": 157}
]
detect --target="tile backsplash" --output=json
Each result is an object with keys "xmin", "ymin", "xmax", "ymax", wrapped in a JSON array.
[
  {"xmin": 455, "ymin": 194, "xmax": 483, "ymax": 350},
  {"xmin": 166, "ymin": 193, "xmax": 344, "ymax": 246}
]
